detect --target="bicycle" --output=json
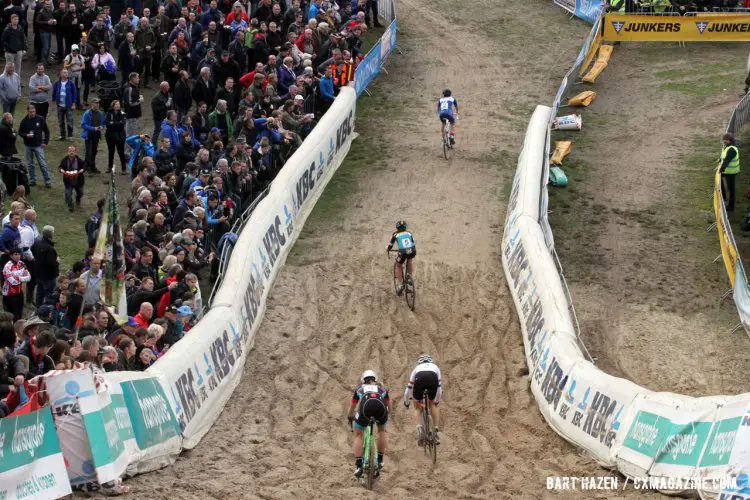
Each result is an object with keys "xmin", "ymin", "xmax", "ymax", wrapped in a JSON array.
[
  {"xmin": 441, "ymin": 118, "xmax": 453, "ymax": 160},
  {"xmin": 362, "ymin": 417, "xmax": 379, "ymax": 490},
  {"xmin": 420, "ymin": 389, "xmax": 437, "ymax": 464},
  {"xmin": 388, "ymin": 250, "xmax": 415, "ymax": 311}
]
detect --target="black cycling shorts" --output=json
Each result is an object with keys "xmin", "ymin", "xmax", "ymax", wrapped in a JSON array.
[
  {"xmin": 356, "ymin": 397, "xmax": 388, "ymax": 427},
  {"xmin": 412, "ymin": 370, "xmax": 439, "ymax": 401},
  {"xmin": 396, "ymin": 249, "xmax": 416, "ymax": 265}
]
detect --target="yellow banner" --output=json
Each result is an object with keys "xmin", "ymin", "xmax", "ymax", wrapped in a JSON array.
[
  {"xmin": 579, "ymin": 22, "xmax": 603, "ymax": 78},
  {"xmin": 604, "ymin": 13, "xmax": 750, "ymax": 42},
  {"xmin": 714, "ymin": 168, "xmax": 738, "ymax": 286}
]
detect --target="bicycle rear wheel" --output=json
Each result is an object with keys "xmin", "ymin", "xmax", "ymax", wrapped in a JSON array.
[
  {"xmin": 427, "ymin": 413, "xmax": 437, "ymax": 464},
  {"xmin": 404, "ymin": 272, "xmax": 416, "ymax": 311},
  {"xmin": 442, "ymin": 120, "xmax": 450, "ymax": 160}
]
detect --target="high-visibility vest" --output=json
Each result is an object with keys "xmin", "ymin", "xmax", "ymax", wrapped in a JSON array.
[
  {"xmin": 722, "ymin": 144, "xmax": 741, "ymax": 174},
  {"xmin": 336, "ymin": 63, "xmax": 353, "ymax": 87}
]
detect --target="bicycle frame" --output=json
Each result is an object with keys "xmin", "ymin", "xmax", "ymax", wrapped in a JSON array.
[{"xmin": 362, "ymin": 418, "xmax": 378, "ymax": 489}]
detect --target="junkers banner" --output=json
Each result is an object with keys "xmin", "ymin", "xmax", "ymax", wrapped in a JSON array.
[{"xmin": 603, "ymin": 13, "xmax": 750, "ymax": 42}]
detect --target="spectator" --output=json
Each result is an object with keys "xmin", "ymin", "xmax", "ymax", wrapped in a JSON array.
[
  {"xmin": 122, "ymin": 72, "xmax": 143, "ymax": 157},
  {"xmin": 18, "ymin": 209, "xmax": 38, "ymax": 305},
  {"xmin": 29, "ymin": 225, "xmax": 57, "ymax": 306},
  {"xmin": 133, "ymin": 301, "xmax": 153, "ymax": 327},
  {"xmin": 85, "ymin": 198, "xmax": 104, "ymax": 248},
  {"xmin": 2, "ymin": 247, "xmax": 30, "ymax": 319},
  {"xmin": 91, "ymin": 43, "xmax": 117, "ymax": 82},
  {"xmin": 174, "ymin": 70, "xmax": 191, "ymax": 119},
  {"xmin": 720, "ymin": 132, "xmax": 740, "ymax": 212},
  {"xmin": 192, "ymin": 66, "xmax": 216, "ymax": 107},
  {"xmin": 135, "ymin": 17, "xmax": 156, "ymax": 87},
  {"xmin": 0, "ymin": 112, "xmax": 17, "ymax": 158},
  {"xmin": 18, "ymin": 105, "xmax": 51, "ymax": 187},
  {"xmin": 152, "ymin": 81, "xmax": 174, "ymax": 141},
  {"xmin": 62, "ymin": 44, "xmax": 85, "ymax": 106},
  {"xmin": 29, "ymin": 64, "xmax": 52, "ymax": 119},
  {"xmin": 126, "ymin": 134, "xmax": 154, "ymax": 174},
  {"xmin": 209, "ymin": 99, "xmax": 233, "ymax": 145},
  {"xmin": 105, "ymin": 100, "xmax": 127, "ymax": 174},
  {"xmin": 118, "ymin": 32, "xmax": 137, "ymax": 84},
  {"xmin": 51, "ymin": 68, "xmax": 77, "ymax": 140},
  {"xmin": 1, "ymin": 14, "xmax": 25, "ymax": 81},
  {"xmin": 132, "ymin": 246, "xmax": 156, "ymax": 280},
  {"xmin": 319, "ymin": 65, "xmax": 335, "ymax": 112},
  {"xmin": 118, "ymin": 337, "xmax": 138, "ymax": 370},
  {"xmin": 58, "ymin": 144, "xmax": 84, "ymax": 211},
  {"xmin": 65, "ymin": 278, "xmax": 85, "ymax": 331},
  {"xmin": 0, "ymin": 61, "xmax": 21, "ymax": 114},
  {"xmin": 80, "ymin": 98, "xmax": 105, "ymax": 174},
  {"xmin": 79, "ymin": 256, "xmax": 102, "ymax": 305},
  {"xmin": 160, "ymin": 43, "xmax": 182, "ymax": 91},
  {"xmin": 35, "ymin": 0, "xmax": 56, "ymax": 64},
  {"xmin": 26, "ymin": 329, "xmax": 55, "ymax": 376}
]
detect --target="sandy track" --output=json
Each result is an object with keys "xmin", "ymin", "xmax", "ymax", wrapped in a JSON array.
[{"xmin": 128, "ymin": 1, "xmax": 665, "ymax": 498}]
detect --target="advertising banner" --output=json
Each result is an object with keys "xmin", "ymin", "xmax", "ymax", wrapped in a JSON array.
[
  {"xmin": 148, "ymin": 88, "xmax": 358, "ymax": 451},
  {"xmin": 575, "ymin": 0, "xmax": 602, "ymax": 24},
  {"xmin": 554, "ymin": 0, "xmax": 576, "ymax": 15},
  {"xmin": 120, "ymin": 377, "xmax": 180, "ymax": 452},
  {"xmin": 354, "ymin": 40, "xmax": 382, "ymax": 97},
  {"xmin": 603, "ymin": 13, "xmax": 750, "ymax": 42},
  {"xmin": 78, "ymin": 391, "xmax": 129, "ymax": 485},
  {"xmin": 714, "ymin": 168, "xmax": 738, "ymax": 287},
  {"xmin": 0, "ymin": 406, "xmax": 72, "ymax": 500}
]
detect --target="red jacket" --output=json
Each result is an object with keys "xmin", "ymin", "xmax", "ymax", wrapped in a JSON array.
[
  {"xmin": 296, "ymin": 33, "xmax": 317, "ymax": 56},
  {"xmin": 2, "ymin": 260, "xmax": 30, "ymax": 296},
  {"xmin": 157, "ymin": 275, "xmax": 178, "ymax": 317},
  {"xmin": 133, "ymin": 313, "xmax": 150, "ymax": 329},
  {"xmin": 225, "ymin": 10, "xmax": 248, "ymax": 25}
]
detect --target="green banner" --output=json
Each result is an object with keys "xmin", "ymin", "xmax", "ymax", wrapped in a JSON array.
[
  {"xmin": 110, "ymin": 393, "xmax": 136, "ymax": 444},
  {"xmin": 121, "ymin": 378, "xmax": 180, "ymax": 449},
  {"xmin": 622, "ymin": 410, "xmax": 671, "ymax": 458},
  {"xmin": 699, "ymin": 416, "xmax": 741, "ymax": 467},
  {"xmin": 655, "ymin": 421, "xmax": 713, "ymax": 466},
  {"xmin": 80, "ymin": 393, "xmax": 126, "ymax": 473},
  {"xmin": 0, "ymin": 406, "xmax": 61, "ymax": 473}
]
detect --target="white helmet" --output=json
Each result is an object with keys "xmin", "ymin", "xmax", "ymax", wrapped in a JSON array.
[
  {"xmin": 417, "ymin": 354, "xmax": 432, "ymax": 364},
  {"xmin": 361, "ymin": 369, "xmax": 377, "ymax": 383}
]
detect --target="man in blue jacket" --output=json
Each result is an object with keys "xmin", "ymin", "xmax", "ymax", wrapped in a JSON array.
[
  {"xmin": 160, "ymin": 110, "xmax": 180, "ymax": 153},
  {"xmin": 51, "ymin": 68, "xmax": 77, "ymax": 140},
  {"xmin": 80, "ymin": 98, "xmax": 105, "ymax": 174},
  {"xmin": 125, "ymin": 134, "xmax": 154, "ymax": 175},
  {"xmin": 319, "ymin": 65, "xmax": 335, "ymax": 113}
]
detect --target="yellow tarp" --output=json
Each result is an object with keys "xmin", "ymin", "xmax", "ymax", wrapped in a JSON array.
[
  {"xmin": 568, "ymin": 90, "xmax": 597, "ymax": 107},
  {"xmin": 604, "ymin": 13, "xmax": 750, "ymax": 42},
  {"xmin": 582, "ymin": 44, "xmax": 614, "ymax": 84},
  {"xmin": 579, "ymin": 24, "xmax": 603, "ymax": 78},
  {"xmin": 550, "ymin": 141, "xmax": 573, "ymax": 165}
]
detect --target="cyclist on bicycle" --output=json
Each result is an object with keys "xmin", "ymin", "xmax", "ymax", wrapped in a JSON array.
[
  {"xmin": 348, "ymin": 369, "xmax": 391, "ymax": 478},
  {"xmin": 387, "ymin": 220, "xmax": 416, "ymax": 296},
  {"xmin": 403, "ymin": 354, "xmax": 442, "ymax": 445},
  {"xmin": 438, "ymin": 89, "xmax": 459, "ymax": 145}
]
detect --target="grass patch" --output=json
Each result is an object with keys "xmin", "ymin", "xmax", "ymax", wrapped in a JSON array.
[{"xmin": 661, "ymin": 72, "xmax": 738, "ymax": 97}]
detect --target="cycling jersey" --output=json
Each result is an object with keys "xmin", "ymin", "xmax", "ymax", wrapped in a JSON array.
[
  {"xmin": 352, "ymin": 383, "xmax": 390, "ymax": 430},
  {"xmin": 403, "ymin": 363, "xmax": 442, "ymax": 405},
  {"xmin": 390, "ymin": 231, "xmax": 415, "ymax": 253},
  {"xmin": 438, "ymin": 97, "xmax": 458, "ymax": 123}
]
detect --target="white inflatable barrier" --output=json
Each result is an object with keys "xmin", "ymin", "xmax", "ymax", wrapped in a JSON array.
[
  {"xmin": 503, "ymin": 105, "xmax": 750, "ymax": 498},
  {"xmin": 145, "ymin": 86, "xmax": 357, "ymax": 451}
]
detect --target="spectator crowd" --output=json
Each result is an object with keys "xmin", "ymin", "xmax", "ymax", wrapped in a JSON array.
[{"xmin": 0, "ymin": 0, "xmax": 378, "ymax": 418}]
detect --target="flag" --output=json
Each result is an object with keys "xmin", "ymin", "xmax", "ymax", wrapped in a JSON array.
[{"xmin": 95, "ymin": 171, "xmax": 127, "ymax": 320}]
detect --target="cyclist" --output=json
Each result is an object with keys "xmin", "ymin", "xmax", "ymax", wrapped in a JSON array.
[
  {"xmin": 348, "ymin": 369, "xmax": 391, "ymax": 478},
  {"xmin": 403, "ymin": 354, "xmax": 442, "ymax": 445},
  {"xmin": 387, "ymin": 220, "xmax": 415, "ymax": 296},
  {"xmin": 438, "ymin": 89, "xmax": 459, "ymax": 145}
]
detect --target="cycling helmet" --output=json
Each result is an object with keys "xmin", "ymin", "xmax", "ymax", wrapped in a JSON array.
[
  {"xmin": 396, "ymin": 220, "xmax": 408, "ymax": 230},
  {"xmin": 417, "ymin": 354, "xmax": 433, "ymax": 364},
  {"xmin": 443, "ymin": 89, "xmax": 451, "ymax": 97},
  {"xmin": 361, "ymin": 369, "xmax": 378, "ymax": 383}
]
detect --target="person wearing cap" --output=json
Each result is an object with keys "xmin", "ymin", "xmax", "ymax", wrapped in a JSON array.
[
  {"xmin": 2, "ymin": 247, "xmax": 30, "ymax": 320},
  {"xmin": 51, "ymin": 68, "xmax": 77, "ymax": 140},
  {"xmin": 81, "ymin": 98, "xmax": 105, "ymax": 173},
  {"xmin": 31, "ymin": 225, "xmax": 58, "ymax": 307}
]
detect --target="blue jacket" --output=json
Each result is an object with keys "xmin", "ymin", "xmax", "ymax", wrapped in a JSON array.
[
  {"xmin": 51, "ymin": 80, "xmax": 77, "ymax": 108},
  {"xmin": 160, "ymin": 119, "xmax": 180, "ymax": 153},
  {"xmin": 177, "ymin": 124, "xmax": 200, "ymax": 148},
  {"xmin": 80, "ymin": 109, "xmax": 106, "ymax": 139},
  {"xmin": 125, "ymin": 135, "xmax": 155, "ymax": 172},
  {"xmin": 0, "ymin": 222, "xmax": 20, "ymax": 252},
  {"xmin": 255, "ymin": 119, "xmax": 281, "ymax": 144},
  {"xmin": 308, "ymin": 3, "xmax": 320, "ymax": 19},
  {"xmin": 319, "ymin": 75, "xmax": 334, "ymax": 102}
]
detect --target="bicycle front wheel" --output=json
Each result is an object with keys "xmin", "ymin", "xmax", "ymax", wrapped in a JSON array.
[
  {"xmin": 365, "ymin": 431, "xmax": 377, "ymax": 490},
  {"xmin": 393, "ymin": 260, "xmax": 400, "ymax": 296}
]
